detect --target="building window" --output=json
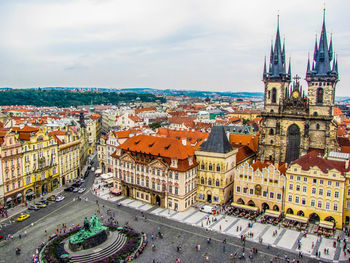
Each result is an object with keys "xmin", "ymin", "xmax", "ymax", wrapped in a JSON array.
[
  {"xmin": 347, "ymin": 201, "xmax": 350, "ymax": 209},
  {"xmin": 277, "ymin": 193, "xmax": 281, "ymax": 200},
  {"xmin": 335, "ymin": 191, "xmax": 339, "ymax": 198},
  {"xmin": 152, "ymin": 182, "xmax": 155, "ymax": 189},
  {"xmin": 213, "ymin": 196, "xmax": 219, "ymax": 202},
  {"xmin": 319, "ymin": 188, "xmax": 323, "ymax": 195},
  {"xmin": 302, "ymin": 186, "xmax": 307, "ymax": 193},
  {"xmin": 295, "ymin": 196, "xmax": 299, "ymax": 203},
  {"xmin": 290, "ymin": 175, "xmax": 294, "ymax": 180},
  {"xmin": 199, "ymin": 193, "xmax": 205, "ymax": 200},
  {"xmin": 201, "ymin": 163, "xmax": 204, "ymax": 170},
  {"xmin": 175, "ymin": 187, "xmax": 178, "ymax": 195},
  {"xmin": 237, "ymin": 186, "xmax": 241, "ymax": 192},
  {"xmin": 316, "ymin": 87, "xmax": 323, "ymax": 104},
  {"xmin": 316, "ymin": 123, "xmax": 320, "ymax": 130},
  {"xmin": 319, "ymin": 179, "xmax": 324, "ymax": 185},
  {"xmin": 317, "ymin": 201, "xmax": 322, "ymax": 208},
  {"xmin": 312, "ymin": 187, "xmax": 316, "ymax": 194},
  {"xmin": 263, "ymin": 191, "xmax": 267, "ymax": 197},
  {"xmin": 335, "ymin": 182, "xmax": 340, "ymax": 187},
  {"xmin": 311, "ymin": 200, "xmax": 315, "ymax": 207},
  {"xmin": 301, "ymin": 198, "xmax": 306, "ymax": 205},
  {"xmin": 216, "ymin": 179, "xmax": 220, "ymax": 186},
  {"xmin": 271, "ymin": 88, "xmax": 277, "ymax": 103},
  {"xmin": 243, "ymin": 187, "xmax": 247, "ymax": 194},
  {"xmin": 208, "ymin": 164, "xmax": 212, "ymax": 170},
  {"xmin": 175, "ymin": 173, "xmax": 179, "ymax": 180},
  {"xmin": 208, "ymin": 178, "xmax": 212, "ymax": 185},
  {"xmin": 297, "ymin": 176, "xmax": 301, "ymax": 181},
  {"xmin": 334, "ymin": 203, "xmax": 338, "ymax": 211},
  {"xmin": 250, "ymin": 189, "xmax": 254, "ymax": 195},
  {"xmin": 296, "ymin": 185, "xmax": 300, "ymax": 191},
  {"xmin": 216, "ymin": 164, "xmax": 220, "ymax": 172},
  {"xmin": 303, "ymin": 177, "xmax": 308, "ymax": 182},
  {"xmin": 327, "ymin": 190, "xmax": 331, "ymax": 197},
  {"xmin": 269, "ymin": 128, "xmax": 274, "ymax": 135},
  {"xmin": 313, "ymin": 178, "xmax": 317, "ymax": 184},
  {"xmin": 201, "ymin": 177, "xmax": 204, "ymax": 184},
  {"xmin": 328, "ymin": 181, "xmax": 332, "ymax": 186},
  {"xmin": 289, "ymin": 184, "xmax": 293, "ymax": 190},
  {"xmin": 169, "ymin": 185, "xmax": 173, "ymax": 193},
  {"xmin": 288, "ymin": 195, "xmax": 292, "ymax": 202},
  {"xmin": 270, "ymin": 192, "xmax": 274, "ymax": 199},
  {"xmin": 348, "ymin": 188, "xmax": 350, "ymax": 196},
  {"xmin": 326, "ymin": 202, "xmax": 330, "ymax": 210}
]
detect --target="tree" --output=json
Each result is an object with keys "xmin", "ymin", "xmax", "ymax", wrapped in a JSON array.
[{"xmin": 149, "ymin": 122, "xmax": 161, "ymax": 130}]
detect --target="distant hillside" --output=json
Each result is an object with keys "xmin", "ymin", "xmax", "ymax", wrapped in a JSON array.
[{"xmin": 0, "ymin": 89, "xmax": 165, "ymax": 107}]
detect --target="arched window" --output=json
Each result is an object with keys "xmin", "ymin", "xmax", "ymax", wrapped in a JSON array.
[
  {"xmin": 216, "ymin": 164, "xmax": 220, "ymax": 172},
  {"xmin": 316, "ymin": 123, "xmax": 320, "ymax": 130},
  {"xmin": 316, "ymin": 88, "xmax": 323, "ymax": 104},
  {"xmin": 270, "ymin": 109, "xmax": 274, "ymax": 113},
  {"xmin": 313, "ymin": 112, "xmax": 318, "ymax": 116},
  {"xmin": 269, "ymin": 128, "xmax": 274, "ymax": 135},
  {"xmin": 216, "ymin": 179, "xmax": 220, "ymax": 186},
  {"xmin": 271, "ymin": 88, "xmax": 277, "ymax": 103},
  {"xmin": 268, "ymin": 90, "xmax": 271, "ymax": 99},
  {"xmin": 208, "ymin": 178, "xmax": 212, "ymax": 185},
  {"xmin": 200, "ymin": 163, "xmax": 204, "ymax": 170},
  {"xmin": 208, "ymin": 163, "xmax": 212, "ymax": 171},
  {"xmin": 200, "ymin": 177, "xmax": 204, "ymax": 184}
]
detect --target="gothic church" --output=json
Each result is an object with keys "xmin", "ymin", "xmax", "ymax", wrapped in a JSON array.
[{"xmin": 258, "ymin": 11, "xmax": 339, "ymax": 163}]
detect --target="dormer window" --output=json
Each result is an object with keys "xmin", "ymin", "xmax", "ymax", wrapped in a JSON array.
[{"xmin": 171, "ymin": 159, "xmax": 178, "ymax": 168}]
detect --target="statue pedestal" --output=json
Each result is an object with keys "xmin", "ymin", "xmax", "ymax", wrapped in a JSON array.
[{"xmin": 69, "ymin": 229, "xmax": 108, "ymax": 251}]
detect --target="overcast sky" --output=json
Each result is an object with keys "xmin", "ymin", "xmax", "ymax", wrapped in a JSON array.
[{"xmin": 0, "ymin": 0, "xmax": 349, "ymax": 96}]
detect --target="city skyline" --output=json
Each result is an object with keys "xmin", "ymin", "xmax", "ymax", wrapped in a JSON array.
[{"xmin": 0, "ymin": 0, "xmax": 349, "ymax": 95}]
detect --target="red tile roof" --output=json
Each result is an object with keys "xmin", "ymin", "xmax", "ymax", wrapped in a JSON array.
[
  {"xmin": 230, "ymin": 134, "xmax": 258, "ymax": 153},
  {"xmin": 292, "ymin": 151, "xmax": 349, "ymax": 175},
  {"xmin": 118, "ymin": 134, "xmax": 195, "ymax": 159},
  {"xmin": 334, "ymin": 107, "xmax": 344, "ymax": 116}
]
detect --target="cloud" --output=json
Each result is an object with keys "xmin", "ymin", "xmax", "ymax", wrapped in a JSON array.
[{"xmin": 0, "ymin": 0, "xmax": 349, "ymax": 95}]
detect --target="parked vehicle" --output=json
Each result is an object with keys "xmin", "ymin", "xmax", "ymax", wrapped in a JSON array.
[
  {"xmin": 39, "ymin": 199, "xmax": 49, "ymax": 205},
  {"xmin": 73, "ymin": 188, "xmax": 79, "ymax": 193},
  {"xmin": 17, "ymin": 213, "xmax": 30, "ymax": 222},
  {"xmin": 200, "ymin": 205, "xmax": 215, "ymax": 214},
  {"xmin": 78, "ymin": 188, "xmax": 86, "ymax": 194},
  {"xmin": 64, "ymin": 186, "xmax": 74, "ymax": 192},
  {"xmin": 55, "ymin": 195, "xmax": 65, "ymax": 202},
  {"xmin": 28, "ymin": 205, "xmax": 39, "ymax": 211},
  {"xmin": 35, "ymin": 202, "xmax": 47, "ymax": 208},
  {"xmin": 47, "ymin": 195, "xmax": 56, "ymax": 201}
]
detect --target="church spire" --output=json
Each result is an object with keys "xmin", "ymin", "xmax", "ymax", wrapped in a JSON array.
[
  {"xmin": 306, "ymin": 53, "xmax": 311, "ymax": 75},
  {"xmin": 263, "ymin": 56, "xmax": 267, "ymax": 78},
  {"xmin": 264, "ymin": 15, "xmax": 289, "ymax": 81},
  {"xmin": 307, "ymin": 8, "xmax": 337, "ymax": 79}
]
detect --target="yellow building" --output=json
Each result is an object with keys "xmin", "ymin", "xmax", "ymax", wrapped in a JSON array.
[
  {"xmin": 49, "ymin": 129, "xmax": 80, "ymax": 185},
  {"xmin": 195, "ymin": 126, "xmax": 237, "ymax": 205},
  {"xmin": 86, "ymin": 118, "xmax": 98, "ymax": 154},
  {"xmin": 234, "ymin": 160, "xmax": 286, "ymax": 212},
  {"xmin": 285, "ymin": 151, "xmax": 346, "ymax": 229},
  {"xmin": 19, "ymin": 126, "xmax": 59, "ymax": 200}
]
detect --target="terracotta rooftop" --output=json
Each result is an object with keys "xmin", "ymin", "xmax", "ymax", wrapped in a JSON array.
[
  {"xmin": 291, "ymin": 151, "xmax": 349, "ymax": 175},
  {"xmin": 118, "ymin": 134, "xmax": 195, "ymax": 159}
]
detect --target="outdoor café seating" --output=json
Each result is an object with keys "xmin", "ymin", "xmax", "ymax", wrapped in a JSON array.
[
  {"xmin": 314, "ymin": 220, "xmax": 334, "ymax": 237},
  {"xmin": 283, "ymin": 214, "xmax": 309, "ymax": 230},
  {"xmin": 230, "ymin": 203, "xmax": 259, "ymax": 220},
  {"xmin": 261, "ymin": 209, "xmax": 282, "ymax": 225}
]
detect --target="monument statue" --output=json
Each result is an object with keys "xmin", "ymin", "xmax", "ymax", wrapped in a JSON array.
[{"xmin": 70, "ymin": 214, "xmax": 108, "ymax": 248}]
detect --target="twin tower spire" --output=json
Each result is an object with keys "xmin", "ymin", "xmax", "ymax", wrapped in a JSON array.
[{"xmin": 263, "ymin": 10, "xmax": 338, "ymax": 81}]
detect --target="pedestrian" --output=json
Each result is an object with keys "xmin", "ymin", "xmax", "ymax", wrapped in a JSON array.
[
  {"xmin": 223, "ymin": 245, "xmax": 226, "ymax": 253},
  {"xmin": 219, "ymin": 225, "xmax": 222, "ymax": 231}
]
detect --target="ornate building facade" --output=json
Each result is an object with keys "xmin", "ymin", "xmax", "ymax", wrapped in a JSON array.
[{"xmin": 258, "ymin": 13, "xmax": 339, "ymax": 164}]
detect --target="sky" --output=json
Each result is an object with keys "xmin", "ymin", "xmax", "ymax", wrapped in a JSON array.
[{"xmin": 0, "ymin": 0, "xmax": 349, "ymax": 96}]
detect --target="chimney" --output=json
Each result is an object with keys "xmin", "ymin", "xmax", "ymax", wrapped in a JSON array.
[{"xmin": 182, "ymin": 139, "xmax": 187, "ymax": 146}]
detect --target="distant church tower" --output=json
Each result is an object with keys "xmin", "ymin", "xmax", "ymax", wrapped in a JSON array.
[{"xmin": 258, "ymin": 12, "xmax": 339, "ymax": 164}]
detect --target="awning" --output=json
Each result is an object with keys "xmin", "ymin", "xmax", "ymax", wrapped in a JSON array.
[
  {"xmin": 109, "ymin": 187, "xmax": 122, "ymax": 195},
  {"xmin": 101, "ymin": 173, "xmax": 113, "ymax": 180},
  {"xmin": 319, "ymin": 220, "xmax": 334, "ymax": 229},
  {"xmin": 95, "ymin": 169, "xmax": 102, "ymax": 174},
  {"xmin": 16, "ymin": 193, "xmax": 22, "ymax": 198},
  {"xmin": 285, "ymin": 214, "xmax": 308, "ymax": 224},
  {"xmin": 265, "ymin": 209, "xmax": 281, "ymax": 218},
  {"xmin": 6, "ymin": 197, "xmax": 12, "ymax": 202},
  {"xmin": 231, "ymin": 202, "xmax": 259, "ymax": 212}
]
